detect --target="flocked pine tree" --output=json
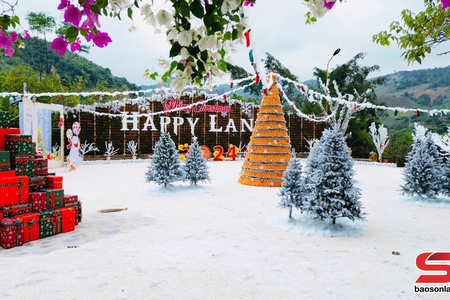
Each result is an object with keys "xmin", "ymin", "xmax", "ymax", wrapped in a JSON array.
[
  {"xmin": 184, "ymin": 137, "xmax": 211, "ymax": 185},
  {"xmin": 440, "ymin": 156, "xmax": 450, "ymax": 197},
  {"xmin": 145, "ymin": 132, "xmax": 185, "ymax": 187},
  {"xmin": 401, "ymin": 132, "xmax": 443, "ymax": 198},
  {"xmin": 302, "ymin": 138, "xmax": 323, "ymax": 214},
  {"xmin": 278, "ymin": 150, "xmax": 306, "ymax": 219},
  {"xmin": 304, "ymin": 126, "xmax": 364, "ymax": 224}
]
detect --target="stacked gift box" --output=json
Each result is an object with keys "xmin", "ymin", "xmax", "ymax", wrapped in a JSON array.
[{"xmin": 0, "ymin": 114, "xmax": 82, "ymax": 249}]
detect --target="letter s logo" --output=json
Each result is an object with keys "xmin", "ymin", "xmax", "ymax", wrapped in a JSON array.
[{"xmin": 415, "ymin": 252, "xmax": 450, "ymax": 284}]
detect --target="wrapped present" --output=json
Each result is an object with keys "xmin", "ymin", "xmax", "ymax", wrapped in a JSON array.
[
  {"xmin": 0, "ymin": 170, "xmax": 16, "ymax": 177},
  {"xmin": 39, "ymin": 210, "xmax": 61, "ymax": 239},
  {"xmin": 57, "ymin": 207, "xmax": 76, "ymax": 233},
  {"xmin": 30, "ymin": 191, "xmax": 47, "ymax": 212},
  {"xmin": 46, "ymin": 175, "xmax": 63, "ymax": 189},
  {"xmin": 63, "ymin": 194, "xmax": 78, "ymax": 206},
  {"xmin": 0, "ymin": 150, "xmax": 10, "ymax": 171},
  {"xmin": 0, "ymin": 217, "xmax": 24, "ymax": 249},
  {"xmin": 11, "ymin": 154, "xmax": 35, "ymax": 177},
  {"xmin": 16, "ymin": 212, "xmax": 39, "ymax": 243},
  {"xmin": 5, "ymin": 134, "xmax": 33, "ymax": 155},
  {"xmin": 34, "ymin": 158, "xmax": 48, "ymax": 176},
  {"xmin": 0, "ymin": 175, "xmax": 29, "ymax": 206},
  {"xmin": 37, "ymin": 188, "xmax": 64, "ymax": 210},
  {"xmin": 66, "ymin": 201, "xmax": 82, "ymax": 225},
  {"xmin": 0, "ymin": 111, "xmax": 11, "ymax": 128},
  {"xmin": 0, "ymin": 203, "xmax": 32, "ymax": 218},
  {"xmin": 28, "ymin": 176, "xmax": 46, "ymax": 192},
  {"xmin": 0, "ymin": 128, "xmax": 20, "ymax": 150}
]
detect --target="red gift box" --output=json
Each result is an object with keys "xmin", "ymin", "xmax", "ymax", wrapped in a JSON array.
[
  {"xmin": 30, "ymin": 191, "xmax": 47, "ymax": 212},
  {"xmin": 28, "ymin": 176, "xmax": 46, "ymax": 191},
  {"xmin": 63, "ymin": 194, "xmax": 78, "ymax": 206},
  {"xmin": 57, "ymin": 207, "xmax": 76, "ymax": 233},
  {"xmin": 0, "ymin": 128, "xmax": 20, "ymax": 150},
  {"xmin": 0, "ymin": 175, "xmax": 29, "ymax": 206},
  {"xmin": 34, "ymin": 158, "xmax": 48, "ymax": 176},
  {"xmin": 15, "ymin": 212, "xmax": 39, "ymax": 243},
  {"xmin": 0, "ymin": 170, "xmax": 16, "ymax": 177},
  {"xmin": 0, "ymin": 203, "xmax": 32, "ymax": 218},
  {"xmin": 0, "ymin": 217, "xmax": 23, "ymax": 249},
  {"xmin": 46, "ymin": 175, "xmax": 63, "ymax": 189},
  {"xmin": 66, "ymin": 201, "xmax": 82, "ymax": 225}
]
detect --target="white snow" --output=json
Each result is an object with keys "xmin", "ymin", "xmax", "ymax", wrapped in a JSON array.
[{"xmin": 1, "ymin": 159, "xmax": 450, "ymax": 299}]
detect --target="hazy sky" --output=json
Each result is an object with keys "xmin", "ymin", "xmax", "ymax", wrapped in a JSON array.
[{"xmin": 12, "ymin": 0, "xmax": 450, "ymax": 86}]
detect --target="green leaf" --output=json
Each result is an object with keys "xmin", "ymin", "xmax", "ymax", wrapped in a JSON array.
[
  {"xmin": 127, "ymin": 7, "xmax": 133, "ymax": 20},
  {"xmin": 224, "ymin": 31, "xmax": 232, "ymax": 41},
  {"xmin": 178, "ymin": 0, "xmax": 190, "ymax": 18},
  {"xmin": 149, "ymin": 72, "xmax": 158, "ymax": 81},
  {"xmin": 190, "ymin": 0, "xmax": 205, "ymax": 19},
  {"xmin": 218, "ymin": 48, "xmax": 226, "ymax": 59},
  {"xmin": 11, "ymin": 15, "xmax": 20, "ymax": 25},
  {"xmin": 169, "ymin": 42, "xmax": 182, "ymax": 57},
  {"xmin": 204, "ymin": 14, "xmax": 214, "ymax": 28},
  {"xmin": 65, "ymin": 26, "xmax": 79, "ymax": 39},
  {"xmin": 200, "ymin": 50, "xmax": 208, "ymax": 62},
  {"xmin": 80, "ymin": 28, "xmax": 88, "ymax": 37},
  {"xmin": 217, "ymin": 60, "xmax": 227, "ymax": 72},
  {"xmin": 197, "ymin": 60, "xmax": 205, "ymax": 72},
  {"xmin": 211, "ymin": 22, "xmax": 222, "ymax": 32}
]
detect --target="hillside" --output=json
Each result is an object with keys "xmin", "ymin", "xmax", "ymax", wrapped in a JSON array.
[{"xmin": 0, "ymin": 37, "xmax": 139, "ymax": 91}]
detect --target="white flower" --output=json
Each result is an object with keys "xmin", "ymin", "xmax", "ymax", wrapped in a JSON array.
[
  {"xmin": 128, "ymin": 25, "xmax": 137, "ymax": 33},
  {"xmin": 167, "ymin": 28, "xmax": 178, "ymax": 41},
  {"xmin": 171, "ymin": 76, "xmax": 188, "ymax": 91},
  {"xmin": 221, "ymin": 0, "xmax": 240, "ymax": 14},
  {"xmin": 109, "ymin": 0, "xmax": 132, "ymax": 12},
  {"xmin": 156, "ymin": 10, "xmax": 173, "ymax": 27},
  {"xmin": 140, "ymin": 3, "xmax": 152, "ymax": 16},
  {"xmin": 210, "ymin": 65, "xmax": 225, "ymax": 78},
  {"xmin": 144, "ymin": 13, "xmax": 157, "ymax": 27},
  {"xmin": 180, "ymin": 47, "xmax": 189, "ymax": 59},
  {"xmin": 157, "ymin": 56, "xmax": 170, "ymax": 69},
  {"xmin": 197, "ymin": 35, "xmax": 217, "ymax": 52},
  {"xmin": 178, "ymin": 30, "xmax": 193, "ymax": 47}
]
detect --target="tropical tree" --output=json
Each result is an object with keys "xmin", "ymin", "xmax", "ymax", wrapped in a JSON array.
[{"xmin": 373, "ymin": 0, "xmax": 450, "ymax": 65}]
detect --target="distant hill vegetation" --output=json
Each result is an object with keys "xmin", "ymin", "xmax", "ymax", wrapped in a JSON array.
[{"xmin": 0, "ymin": 37, "xmax": 139, "ymax": 91}]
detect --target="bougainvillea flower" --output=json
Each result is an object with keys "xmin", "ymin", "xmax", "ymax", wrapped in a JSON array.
[
  {"xmin": 21, "ymin": 30, "xmax": 31, "ymax": 39},
  {"xmin": 64, "ymin": 4, "xmax": 82, "ymax": 27},
  {"xmin": 50, "ymin": 36, "xmax": 68, "ymax": 55},
  {"xmin": 4, "ymin": 47, "xmax": 14, "ymax": 57},
  {"xmin": 70, "ymin": 40, "xmax": 81, "ymax": 52},
  {"xmin": 0, "ymin": 33, "xmax": 13, "ymax": 48},
  {"xmin": 57, "ymin": 0, "xmax": 70, "ymax": 10},
  {"xmin": 9, "ymin": 32, "xmax": 18, "ymax": 43},
  {"xmin": 243, "ymin": 0, "xmax": 255, "ymax": 7},
  {"xmin": 323, "ymin": 0, "xmax": 337, "ymax": 10},
  {"xmin": 442, "ymin": 0, "xmax": 450, "ymax": 10},
  {"xmin": 90, "ymin": 31, "xmax": 112, "ymax": 48}
]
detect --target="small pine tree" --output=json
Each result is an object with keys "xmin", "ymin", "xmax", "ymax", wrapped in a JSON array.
[
  {"xmin": 440, "ymin": 156, "xmax": 450, "ymax": 196},
  {"xmin": 401, "ymin": 134, "xmax": 442, "ymax": 198},
  {"xmin": 304, "ymin": 126, "xmax": 364, "ymax": 224},
  {"xmin": 278, "ymin": 150, "xmax": 306, "ymax": 219},
  {"xmin": 302, "ymin": 138, "xmax": 323, "ymax": 213},
  {"xmin": 145, "ymin": 132, "xmax": 185, "ymax": 187},
  {"xmin": 184, "ymin": 137, "xmax": 210, "ymax": 185}
]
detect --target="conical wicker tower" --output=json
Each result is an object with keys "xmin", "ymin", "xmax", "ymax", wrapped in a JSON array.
[{"xmin": 238, "ymin": 76, "xmax": 292, "ymax": 187}]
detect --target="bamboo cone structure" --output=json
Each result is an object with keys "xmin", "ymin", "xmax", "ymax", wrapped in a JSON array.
[{"xmin": 238, "ymin": 76, "xmax": 292, "ymax": 187}]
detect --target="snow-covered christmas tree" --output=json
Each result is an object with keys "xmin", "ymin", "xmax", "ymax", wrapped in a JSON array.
[
  {"xmin": 401, "ymin": 124, "xmax": 442, "ymax": 198},
  {"xmin": 303, "ymin": 126, "xmax": 364, "ymax": 224},
  {"xmin": 278, "ymin": 150, "xmax": 306, "ymax": 219},
  {"xmin": 145, "ymin": 132, "xmax": 185, "ymax": 187},
  {"xmin": 184, "ymin": 137, "xmax": 211, "ymax": 185}
]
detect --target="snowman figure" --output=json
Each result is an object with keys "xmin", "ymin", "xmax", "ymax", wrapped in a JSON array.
[{"xmin": 67, "ymin": 122, "xmax": 82, "ymax": 166}]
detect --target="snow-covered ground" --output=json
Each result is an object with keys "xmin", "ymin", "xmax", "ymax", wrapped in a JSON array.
[{"xmin": 1, "ymin": 159, "xmax": 449, "ymax": 299}]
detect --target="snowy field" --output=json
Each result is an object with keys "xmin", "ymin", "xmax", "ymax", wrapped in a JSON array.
[{"xmin": 1, "ymin": 159, "xmax": 450, "ymax": 299}]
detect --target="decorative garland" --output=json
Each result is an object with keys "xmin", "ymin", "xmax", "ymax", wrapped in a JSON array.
[{"xmin": 4, "ymin": 72, "xmax": 450, "ymax": 120}]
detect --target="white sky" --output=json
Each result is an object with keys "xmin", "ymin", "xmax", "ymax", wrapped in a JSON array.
[{"xmin": 12, "ymin": 0, "xmax": 450, "ymax": 86}]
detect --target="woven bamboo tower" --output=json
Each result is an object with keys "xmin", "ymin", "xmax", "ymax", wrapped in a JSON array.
[{"xmin": 238, "ymin": 76, "xmax": 292, "ymax": 187}]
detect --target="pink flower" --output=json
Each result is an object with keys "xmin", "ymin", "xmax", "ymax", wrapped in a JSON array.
[
  {"xmin": 90, "ymin": 31, "xmax": 112, "ymax": 48},
  {"xmin": 9, "ymin": 32, "xmax": 18, "ymax": 43},
  {"xmin": 70, "ymin": 40, "xmax": 81, "ymax": 52},
  {"xmin": 64, "ymin": 4, "xmax": 82, "ymax": 27},
  {"xmin": 21, "ymin": 30, "xmax": 31, "ymax": 39},
  {"xmin": 244, "ymin": 1, "xmax": 255, "ymax": 7},
  {"xmin": 5, "ymin": 47, "xmax": 15, "ymax": 57},
  {"xmin": 50, "ymin": 36, "xmax": 69, "ymax": 55},
  {"xmin": 442, "ymin": 0, "xmax": 450, "ymax": 10},
  {"xmin": 57, "ymin": 0, "xmax": 70, "ymax": 10},
  {"xmin": 0, "ymin": 33, "xmax": 12, "ymax": 48},
  {"xmin": 323, "ymin": 0, "xmax": 336, "ymax": 10}
]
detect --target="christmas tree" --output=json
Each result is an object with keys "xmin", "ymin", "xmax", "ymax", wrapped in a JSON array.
[
  {"xmin": 145, "ymin": 132, "xmax": 185, "ymax": 187},
  {"xmin": 304, "ymin": 126, "xmax": 364, "ymax": 224},
  {"xmin": 238, "ymin": 75, "xmax": 292, "ymax": 187},
  {"xmin": 278, "ymin": 150, "xmax": 306, "ymax": 219},
  {"xmin": 184, "ymin": 137, "xmax": 211, "ymax": 185},
  {"xmin": 401, "ymin": 132, "xmax": 442, "ymax": 198}
]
